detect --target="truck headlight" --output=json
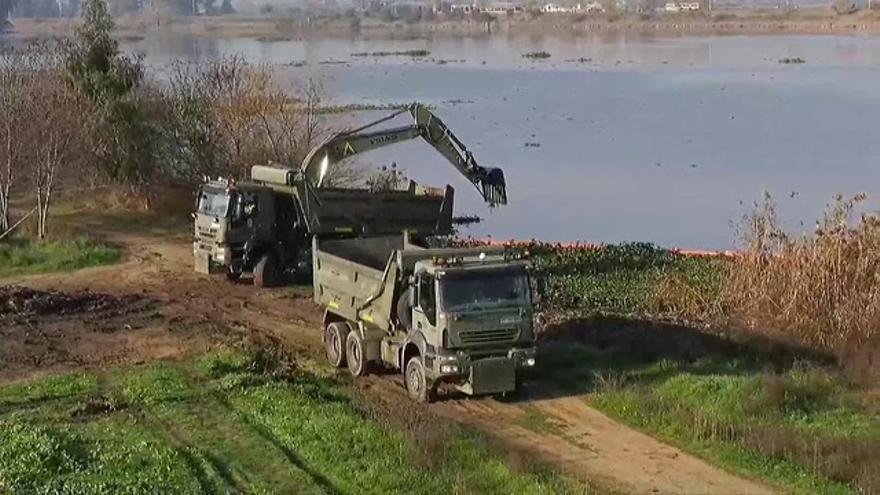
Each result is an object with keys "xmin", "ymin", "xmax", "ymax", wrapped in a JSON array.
[
  {"xmin": 524, "ymin": 357, "xmax": 536, "ymax": 367},
  {"xmin": 440, "ymin": 364, "xmax": 459, "ymax": 374}
]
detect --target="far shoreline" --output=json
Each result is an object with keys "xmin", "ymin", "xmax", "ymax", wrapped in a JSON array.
[{"xmin": 4, "ymin": 10, "xmax": 880, "ymax": 42}]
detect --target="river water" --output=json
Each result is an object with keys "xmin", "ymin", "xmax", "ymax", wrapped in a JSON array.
[{"xmin": 123, "ymin": 33, "xmax": 880, "ymax": 249}]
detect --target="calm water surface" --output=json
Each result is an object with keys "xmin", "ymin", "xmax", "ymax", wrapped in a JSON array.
[{"xmin": 124, "ymin": 34, "xmax": 880, "ymax": 249}]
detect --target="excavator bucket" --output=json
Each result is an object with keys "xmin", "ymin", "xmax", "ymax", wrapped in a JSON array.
[{"xmin": 481, "ymin": 167, "xmax": 508, "ymax": 206}]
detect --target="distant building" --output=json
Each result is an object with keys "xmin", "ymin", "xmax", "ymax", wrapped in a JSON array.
[
  {"xmin": 480, "ymin": 3, "xmax": 524, "ymax": 14},
  {"xmin": 450, "ymin": 3, "xmax": 476, "ymax": 13},
  {"xmin": 541, "ymin": 3, "xmax": 574, "ymax": 12},
  {"xmin": 580, "ymin": 1, "xmax": 605, "ymax": 11},
  {"xmin": 665, "ymin": 1, "xmax": 699, "ymax": 10}
]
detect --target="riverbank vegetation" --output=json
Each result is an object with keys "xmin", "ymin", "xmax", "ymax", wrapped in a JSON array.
[
  {"xmin": 523, "ymin": 194, "xmax": 878, "ymax": 494},
  {"xmin": 0, "ymin": 344, "xmax": 583, "ymax": 494},
  {"xmin": 350, "ymin": 49, "xmax": 430, "ymax": 57},
  {"xmin": 1, "ymin": 0, "xmax": 344, "ymax": 242}
]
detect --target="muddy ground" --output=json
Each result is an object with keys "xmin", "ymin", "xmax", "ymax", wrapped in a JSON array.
[{"xmin": 0, "ymin": 223, "xmax": 776, "ymax": 495}]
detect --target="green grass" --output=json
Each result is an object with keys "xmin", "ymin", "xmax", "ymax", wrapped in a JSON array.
[
  {"xmin": 0, "ymin": 347, "xmax": 585, "ymax": 495},
  {"xmin": 0, "ymin": 237, "xmax": 121, "ymax": 278},
  {"xmin": 590, "ymin": 365, "xmax": 876, "ymax": 495},
  {"xmin": 535, "ymin": 338, "xmax": 878, "ymax": 495},
  {"xmin": 529, "ymin": 242, "xmax": 878, "ymax": 494},
  {"xmin": 0, "ymin": 373, "xmax": 99, "ymax": 407}
]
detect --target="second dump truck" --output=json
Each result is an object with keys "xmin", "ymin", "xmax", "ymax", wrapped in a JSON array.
[
  {"xmin": 314, "ymin": 233, "xmax": 537, "ymax": 402},
  {"xmin": 193, "ymin": 103, "xmax": 508, "ymax": 286}
]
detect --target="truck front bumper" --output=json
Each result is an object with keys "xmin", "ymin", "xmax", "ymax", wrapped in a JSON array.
[
  {"xmin": 193, "ymin": 242, "xmax": 231, "ymax": 274},
  {"xmin": 430, "ymin": 346, "xmax": 537, "ymax": 396}
]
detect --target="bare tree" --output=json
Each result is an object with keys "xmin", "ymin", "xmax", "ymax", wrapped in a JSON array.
[
  {"xmin": 253, "ymin": 78, "xmax": 324, "ymax": 167},
  {"xmin": 28, "ymin": 69, "xmax": 96, "ymax": 239},
  {"xmin": 166, "ymin": 57, "xmax": 335, "ymax": 182},
  {"xmin": 0, "ymin": 44, "xmax": 60, "ymax": 235},
  {"xmin": 0, "ymin": 48, "xmax": 29, "ymax": 233}
]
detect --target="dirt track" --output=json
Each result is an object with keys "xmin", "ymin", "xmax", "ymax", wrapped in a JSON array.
[{"xmin": 0, "ymin": 227, "xmax": 776, "ymax": 495}]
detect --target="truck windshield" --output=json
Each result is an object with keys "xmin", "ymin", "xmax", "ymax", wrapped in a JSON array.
[
  {"xmin": 439, "ymin": 270, "xmax": 528, "ymax": 312},
  {"xmin": 197, "ymin": 189, "xmax": 231, "ymax": 218}
]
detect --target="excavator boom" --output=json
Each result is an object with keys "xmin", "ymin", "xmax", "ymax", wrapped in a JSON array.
[{"xmin": 300, "ymin": 104, "xmax": 508, "ymax": 206}]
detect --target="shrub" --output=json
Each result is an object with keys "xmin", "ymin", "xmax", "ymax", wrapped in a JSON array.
[
  {"xmin": 651, "ymin": 193, "xmax": 880, "ymax": 375},
  {"xmin": 833, "ymin": 0, "xmax": 858, "ymax": 15},
  {"xmin": 522, "ymin": 51, "xmax": 551, "ymax": 59}
]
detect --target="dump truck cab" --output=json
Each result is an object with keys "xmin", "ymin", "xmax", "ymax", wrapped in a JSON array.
[
  {"xmin": 193, "ymin": 176, "xmax": 307, "ymax": 285},
  {"xmin": 406, "ymin": 253, "xmax": 537, "ymax": 396},
  {"xmin": 314, "ymin": 234, "xmax": 536, "ymax": 402},
  {"xmin": 193, "ymin": 180, "xmax": 237, "ymax": 272}
]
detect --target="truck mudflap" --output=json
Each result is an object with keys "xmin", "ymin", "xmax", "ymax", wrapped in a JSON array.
[
  {"xmin": 194, "ymin": 249, "xmax": 212, "ymax": 274},
  {"xmin": 456, "ymin": 357, "xmax": 516, "ymax": 396}
]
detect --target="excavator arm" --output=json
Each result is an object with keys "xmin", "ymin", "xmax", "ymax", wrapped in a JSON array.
[{"xmin": 300, "ymin": 104, "xmax": 508, "ymax": 206}]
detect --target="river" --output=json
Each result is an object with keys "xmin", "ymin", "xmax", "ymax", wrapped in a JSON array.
[{"xmin": 122, "ymin": 33, "xmax": 880, "ymax": 249}]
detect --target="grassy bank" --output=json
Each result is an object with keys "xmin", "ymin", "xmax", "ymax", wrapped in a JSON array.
[
  {"xmin": 0, "ymin": 346, "xmax": 583, "ymax": 495},
  {"xmin": 529, "ymin": 235, "xmax": 879, "ymax": 494},
  {"xmin": 0, "ymin": 238, "xmax": 121, "ymax": 279},
  {"xmin": 536, "ymin": 332, "xmax": 877, "ymax": 494},
  {"xmin": 593, "ymin": 364, "xmax": 877, "ymax": 494}
]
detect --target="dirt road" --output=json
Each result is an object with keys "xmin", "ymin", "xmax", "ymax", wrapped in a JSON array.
[{"xmin": 1, "ymin": 227, "xmax": 776, "ymax": 495}]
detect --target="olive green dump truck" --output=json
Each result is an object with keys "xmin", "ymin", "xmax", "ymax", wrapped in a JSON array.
[
  {"xmin": 193, "ymin": 103, "xmax": 507, "ymax": 286},
  {"xmin": 314, "ymin": 234, "xmax": 537, "ymax": 402}
]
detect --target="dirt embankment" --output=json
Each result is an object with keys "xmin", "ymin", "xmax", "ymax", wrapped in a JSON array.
[{"xmin": 0, "ymin": 217, "xmax": 781, "ymax": 495}]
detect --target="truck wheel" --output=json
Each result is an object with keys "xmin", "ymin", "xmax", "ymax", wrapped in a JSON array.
[
  {"xmin": 405, "ymin": 356, "xmax": 435, "ymax": 403},
  {"xmin": 325, "ymin": 322, "xmax": 349, "ymax": 368},
  {"xmin": 346, "ymin": 331, "xmax": 370, "ymax": 377},
  {"xmin": 253, "ymin": 253, "xmax": 277, "ymax": 287}
]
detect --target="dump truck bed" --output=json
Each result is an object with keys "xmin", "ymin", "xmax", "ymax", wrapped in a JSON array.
[
  {"xmin": 256, "ymin": 180, "xmax": 455, "ymax": 238},
  {"xmin": 313, "ymin": 235, "xmax": 514, "ymax": 333},
  {"xmin": 313, "ymin": 236, "xmax": 407, "ymax": 331}
]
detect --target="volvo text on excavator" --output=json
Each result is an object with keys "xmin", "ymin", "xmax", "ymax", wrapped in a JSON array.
[{"xmin": 192, "ymin": 103, "xmax": 509, "ymax": 286}]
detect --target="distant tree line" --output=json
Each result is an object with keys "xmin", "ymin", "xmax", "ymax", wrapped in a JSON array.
[
  {"xmin": 3, "ymin": 0, "xmax": 234, "ymax": 19},
  {"xmin": 0, "ymin": 0, "xmax": 321, "ymax": 239},
  {"xmin": 109, "ymin": 0, "xmax": 234, "ymax": 16}
]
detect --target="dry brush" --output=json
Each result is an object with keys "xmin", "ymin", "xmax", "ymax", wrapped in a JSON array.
[{"xmin": 651, "ymin": 193, "xmax": 880, "ymax": 380}]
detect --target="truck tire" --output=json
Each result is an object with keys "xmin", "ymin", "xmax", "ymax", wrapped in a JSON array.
[
  {"xmin": 405, "ymin": 356, "xmax": 435, "ymax": 403},
  {"xmin": 253, "ymin": 253, "xmax": 278, "ymax": 288},
  {"xmin": 346, "ymin": 331, "xmax": 370, "ymax": 377},
  {"xmin": 325, "ymin": 322, "xmax": 349, "ymax": 368}
]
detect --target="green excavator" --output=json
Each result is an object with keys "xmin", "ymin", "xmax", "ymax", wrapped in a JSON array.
[{"xmin": 192, "ymin": 103, "xmax": 509, "ymax": 286}]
